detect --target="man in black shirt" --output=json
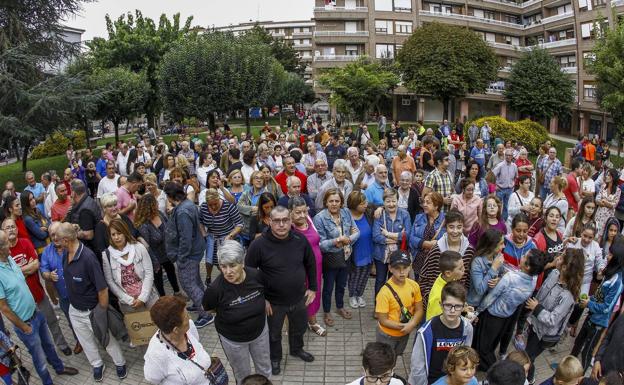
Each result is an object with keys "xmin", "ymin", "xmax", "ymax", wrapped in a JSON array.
[
  {"xmin": 246, "ymin": 206, "xmax": 317, "ymax": 375},
  {"xmin": 66, "ymin": 180, "xmax": 101, "ymax": 253}
]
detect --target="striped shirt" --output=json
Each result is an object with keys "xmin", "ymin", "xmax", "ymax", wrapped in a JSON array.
[{"xmin": 199, "ymin": 201, "xmax": 243, "ymax": 237}]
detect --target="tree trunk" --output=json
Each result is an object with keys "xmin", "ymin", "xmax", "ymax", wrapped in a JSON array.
[
  {"xmin": 13, "ymin": 139, "xmax": 20, "ymax": 161},
  {"xmin": 83, "ymin": 119, "xmax": 91, "ymax": 148},
  {"xmin": 21, "ymin": 141, "xmax": 30, "ymax": 172},
  {"xmin": 279, "ymin": 106, "xmax": 283, "ymax": 127},
  {"xmin": 442, "ymin": 96, "xmax": 450, "ymax": 120},
  {"xmin": 245, "ymin": 108, "xmax": 251, "ymax": 134},
  {"xmin": 208, "ymin": 113, "xmax": 215, "ymax": 131},
  {"xmin": 114, "ymin": 121, "xmax": 120, "ymax": 145},
  {"xmin": 125, "ymin": 118, "xmax": 130, "ymax": 135}
]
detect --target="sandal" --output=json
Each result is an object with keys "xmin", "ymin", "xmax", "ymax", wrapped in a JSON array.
[
  {"xmin": 308, "ymin": 323, "xmax": 327, "ymax": 337},
  {"xmin": 337, "ymin": 308, "xmax": 352, "ymax": 320},
  {"xmin": 324, "ymin": 313, "xmax": 335, "ymax": 327}
]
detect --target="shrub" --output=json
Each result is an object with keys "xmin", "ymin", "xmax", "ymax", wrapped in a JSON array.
[
  {"xmin": 31, "ymin": 130, "xmax": 88, "ymax": 160},
  {"xmin": 464, "ymin": 116, "xmax": 549, "ymax": 153}
]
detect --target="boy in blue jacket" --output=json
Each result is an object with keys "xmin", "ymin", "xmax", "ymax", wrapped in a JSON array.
[{"xmin": 409, "ymin": 282, "xmax": 473, "ymax": 385}]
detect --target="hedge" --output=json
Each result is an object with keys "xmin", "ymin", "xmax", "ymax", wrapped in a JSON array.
[
  {"xmin": 464, "ymin": 116, "xmax": 550, "ymax": 153},
  {"xmin": 31, "ymin": 130, "xmax": 87, "ymax": 160}
]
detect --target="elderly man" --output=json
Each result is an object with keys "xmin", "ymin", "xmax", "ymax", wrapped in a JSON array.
[
  {"xmin": 307, "ymin": 159, "xmax": 333, "ymax": 203},
  {"xmin": 246, "ymin": 206, "xmax": 317, "ymax": 375},
  {"xmin": 67, "ymin": 179, "xmax": 101, "ymax": 253},
  {"xmin": 0, "ymin": 229, "xmax": 79, "ymax": 385},
  {"xmin": 302, "ymin": 141, "xmax": 328, "ymax": 175},
  {"xmin": 493, "ymin": 149, "xmax": 518, "ymax": 221},
  {"xmin": 423, "ymin": 151, "xmax": 455, "ymax": 212},
  {"xmin": 537, "ymin": 147, "xmax": 563, "ymax": 200},
  {"xmin": 51, "ymin": 182, "xmax": 71, "ymax": 221},
  {"xmin": 56, "ymin": 223, "xmax": 127, "ymax": 381},
  {"xmin": 24, "ymin": 171, "xmax": 46, "ymax": 214},
  {"xmin": 487, "ymin": 143, "xmax": 506, "ymax": 171},
  {"xmin": 277, "ymin": 176, "xmax": 315, "ymax": 217},
  {"xmin": 115, "ymin": 143, "xmax": 130, "ymax": 176},
  {"xmin": 356, "ymin": 155, "xmax": 380, "ymax": 191},
  {"xmin": 316, "ymin": 161, "xmax": 354, "ymax": 211},
  {"xmin": 178, "ymin": 140, "xmax": 196, "ymax": 175},
  {"xmin": 346, "ymin": 147, "xmax": 364, "ymax": 184},
  {"xmin": 96, "ymin": 160, "xmax": 120, "ymax": 199},
  {"xmin": 40, "ymin": 222, "xmax": 82, "ymax": 354},
  {"xmin": 275, "ymin": 156, "xmax": 308, "ymax": 195},
  {"xmin": 364, "ymin": 164, "xmax": 391, "ymax": 208}
]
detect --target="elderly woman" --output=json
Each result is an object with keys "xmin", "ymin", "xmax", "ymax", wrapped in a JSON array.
[
  {"xmin": 135, "ymin": 194, "xmax": 184, "ymax": 298},
  {"xmin": 102, "ymin": 218, "xmax": 159, "ymax": 314},
  {"xmin": 199, "ymin": 188, "xmax": 243, "ymax": 286},
  {"xmin": 202, "ymin": 241, "xmax": 271, "ymax": 384},
  {"xmin": 347, "ymin": 191, "xmax": 373, "ymax": 309},
  {"xmin": 515, "ymin": 148, "xmax": 534, "ymax": 184},
  {"xmin": 313, "ymin": 188, "xmax": 360, "ymax": 326},
  {"xmin": 396, "ymin": 171, "xmax": 421, "ymax": 222},
  {"xmin": 144, "ymin": 296, "xmax": 216, "ymax": 385},
  {"xmin": 290, "ymin": 196, "xmax": 326, "ymax": 337},
  {"xmin": 20, "ymin": 190, "xmax": 50, "ymax": 253},
  {"xmin": 451, "ymin": 178, "xmax": 482, "ymax": 236},
  {"xmin": 372, "ymin": 189, "xmax": 412, "ymax": 296},
  {"xmin": 409, "ymin": 192, "xmax": 445, "ymax": 280},
  {"xmin": 237, "ymin": 171, "xmax": 267, "ymax": 246},
  {"xmin": 94, "ymin": 192, "xmax": 142, "ymax": 259},
  {"xmin": 144, "ymin": 173, "xmax": 168, "ymax": 215},
  {"xmin": 257, "ymin": 143, "xmax": 277, "ymax": 171},
  {"xmin": 228, "ymin": 169, "xmax": 245, "ymax": 203}
]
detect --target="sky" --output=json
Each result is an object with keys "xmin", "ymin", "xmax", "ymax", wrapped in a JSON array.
[{"xmin": 66, "ymin": 0, "xmax": 315, "ymax": 42}]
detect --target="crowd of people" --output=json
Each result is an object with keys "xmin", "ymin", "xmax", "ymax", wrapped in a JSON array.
[{"xmin": 0, "ymin": 116, "xmax": 623, "ymax": 385}]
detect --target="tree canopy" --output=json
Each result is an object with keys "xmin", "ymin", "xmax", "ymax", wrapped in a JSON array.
[
  {"xmin": 318, "ymin": 57, "xmax": 399, "ymax": 121},
  {"xmin": 397, "ymin": 22, "xmax": 498, "ymax": 119},
  {"xmin": 86, "ymin": 10, "xmax": 194, "ymax": 127},
  {"xmin": 504, "ymin": 47, "xmax": 575, "ymax": 121},
  {"xmin": 242, "ymin": 25, "xmax": 304, "ymax": 75},
  {"xmin": 591, "ymin": 21, "xmax": 624, "ymax": 140}
]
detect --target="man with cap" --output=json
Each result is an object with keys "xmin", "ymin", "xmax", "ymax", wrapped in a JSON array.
[{"xmin": 374, "ymin": 250, "xmax": 424, "ymax": 357}]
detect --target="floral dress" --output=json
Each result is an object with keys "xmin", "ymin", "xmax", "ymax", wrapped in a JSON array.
[{"xmin": 595, "ymin": 186, "xmax": 621, "ymax": 239}]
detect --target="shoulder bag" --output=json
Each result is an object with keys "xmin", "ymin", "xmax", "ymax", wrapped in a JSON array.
[{"xmin": 383, "ymin": 282, "xmax": 413, "ymax": 324}]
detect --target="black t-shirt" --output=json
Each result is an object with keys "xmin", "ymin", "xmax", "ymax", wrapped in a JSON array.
[
  {"xmin": 543, "ymin": 230, "xmax": 564, "ymax": 264},
  {"xmin": 202, "ymin": 267, "xmax": 266, "ymax": 342},
  {"xmin": 427, "ymin": 317, "xmax": 466, "ymax": 384},
  {"xmin": 423, "ymin": 151, "xmax": 435, "ymax": 172},
  {"xmin": 63, "ymin": 243, "xmax": 108, "ymax": 311}
]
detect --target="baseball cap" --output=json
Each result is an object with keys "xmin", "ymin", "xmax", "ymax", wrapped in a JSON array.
[{"xmin": 389, "ymin": 250, "xmax": 411, "ymax": 267}]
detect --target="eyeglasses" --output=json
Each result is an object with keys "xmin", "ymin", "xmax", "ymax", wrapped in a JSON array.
[
  {"xmin": 271, "ymin": 218, "xmax": 291, "ymax": 225},
  {"xmin": 442, "ymin": 303, "xmax": 464, "ymax": 312},
  {"xmin": 364, "ymin": 371, "xmax": 394, "ymax": 384},
  {"xmin": 2, "ymin": 225, "xmax": 16, "ymax": 230}
]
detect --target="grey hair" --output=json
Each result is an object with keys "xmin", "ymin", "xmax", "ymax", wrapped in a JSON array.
[
  {"xmin": 287, "ymin": 175, "xmax": 301, "ymax": 187},
  {"xmin": 25, "ymin": 171, "xmax": 35, "ymax": 178},
  {"xmin": 100, "ymin": 192, "xmax": 118, "ymax": 208},
  {"xmin": 333, "ymin": 159, "xmax": 347, "ymax": 172},
  {"xmin": 347, "ymin": 147, "xmax": 359, "ymax": 156},
  {"xmin": 70, "ymin": 179, "xmax": 87, "ymax": 195},
  {"xmin": 217, "ymin": 240, "xmax": 245, "ymax": 265},
  {"xmin": 400, "ymin": 170, "xmax": 413, "ymax": 180},
  {"xmin": 288, "ymin": 196, "xmax": 308, "ymax": 210}
]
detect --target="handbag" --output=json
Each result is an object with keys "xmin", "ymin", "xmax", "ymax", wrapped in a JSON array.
[
  {"xmin": 382, "ymin": 212, "xmax": 406, "ymax": 264},
  {"xmin": 384, "ymin": 282, "xmax": 413, "ymax": 324},
  {"xmin": 538, "ymin": 159, "xmax": 555, "ymax": 184}
]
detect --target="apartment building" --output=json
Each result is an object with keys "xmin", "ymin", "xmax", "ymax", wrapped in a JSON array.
[
  {"xmin": 312, "ymin": 0, "xmax": 624, "ymax": 139},
  {"xmin": 213, "ymin": 20, "xmax": 315, "ymax": 83}
]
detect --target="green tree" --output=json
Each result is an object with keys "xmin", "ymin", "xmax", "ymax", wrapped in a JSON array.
[
  {"xmin": 88, "ymin": 67, "xmax": 149, "ymax": 144},
  {"xmin": 318, "ymin": 57, "xmax": 399, "ymax": 121},
  {"xmin": 591, "ymin": 21, "xmax": 624, "ymax": 144},
  {"xmin": 86, "ymin": 10, "xmax": 194, "ymax": 128},
  {"xmin": 159, "ymin": 33, "xmax": 239, "ymax": 129},
  {"xmin": 505, "ymin": 48, "xmax": 575, "ymax": 121},
  {"xmin": 269, "ymin": 70, "xmax": 314, "ymax": 125},
  {"xmin": 397, "ymin": 22, "xmax": 499, "ymax": 119},
  {"xmin": 242, "ymin": 25, "xmax": 304, "ymax": 75}
]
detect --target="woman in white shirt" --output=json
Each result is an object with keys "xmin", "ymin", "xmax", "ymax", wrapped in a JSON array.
[
  {"xmin": 505, "ymin": 175, "xmax": 534, "ymax": 231},
  {"xmin": 579, "ymin": 163, "xmax": 596, "ymax": 198},
  {"xmin": 144, "ymin": 296, "xmax": 216, "ymax": 385}
]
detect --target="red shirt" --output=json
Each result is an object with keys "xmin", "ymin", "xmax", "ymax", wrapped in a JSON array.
[
  {"xmin": 563, "ymin": 172, "xmax": 580, "ymax": 212},
  {"xmin": 51, "ymin": 198, "xmax": 72, "ymax": 222},
  {"xmin": 275, "ymin": 170, "xmax": 308, "ymax": 194},
  {"xmin": 9, "ymin": 238, "xmax": 45, "ymax": 303}
]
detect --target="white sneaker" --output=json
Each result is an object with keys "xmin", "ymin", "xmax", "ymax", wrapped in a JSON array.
[
  {"xmin": 357, "ymin": 297, "xmax": 366, "ymax": 308},
  {"xmin": 349, "ymin": 297, "xmax": 359, "ymax": 309}
]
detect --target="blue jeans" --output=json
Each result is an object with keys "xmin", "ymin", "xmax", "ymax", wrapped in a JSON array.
[
  {"xmin": 540, "ymin": 186, "xmax": 550, "ymax": 201},
  {"xmin": 496, "ymin": 187, "xmax": 513, "ymax": 221},
  {"xmin": 322, "ymin": 266, "xmax": 348, "ymax": 313},
  {"xmin": 374, "ymin": 259, "xmax": 390, "ymax": 298},
  {"xmin": 13, "ymin": 311, "xmax": 64, "ymax": 385}
]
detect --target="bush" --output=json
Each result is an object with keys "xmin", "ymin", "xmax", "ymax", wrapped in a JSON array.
[
  {"xmin": 464, "ymin": 116, "xmax": 549, "ymax": 153},
  {"xmin": 31, "ymin": 130, "xmax": 88, "ymax": 160}
]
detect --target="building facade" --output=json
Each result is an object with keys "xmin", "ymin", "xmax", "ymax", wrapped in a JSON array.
[{"xmin": 216, "ymin": 0, "xmax": 620, "ymax": 139}]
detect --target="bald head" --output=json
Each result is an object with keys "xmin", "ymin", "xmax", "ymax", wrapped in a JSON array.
[
  {"xmin": 0, "ymin": 230, "xmax": 8, "ymax": 258},
  {"xmin": 57, "ymin": 222, "xmax": 78, "ymax": 241}
]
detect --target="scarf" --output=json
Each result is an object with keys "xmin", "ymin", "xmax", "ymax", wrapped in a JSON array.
[{"xmin": 107, "ymin": 243, "xmax": 135, "ymax": 266}]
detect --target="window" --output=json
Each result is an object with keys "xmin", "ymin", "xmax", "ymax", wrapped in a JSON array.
[
  {"xmin": 396, "ymin": 21, "xmax": 413, "ymax": 34},
  {"xmin": 302, "ymin": 27, "xmax": 310, "ymax": 33},
  {"xmin": 473, "ymin": 9, "xmax": 484, "ymax": 18},
  {"xmin": 485, "ymin": 32, "xmax": 496, "ymax": 42},
  {"xmin": 584, "ymin": 83, "xmax": 596, "ymax": 100},
  {"xmin": 581, "ymin": 22, "xmax": 603, "ymax": 39},
  {"xmin": 346, "ymin": 45, "xmax": 359, "ymax": 56},
  {"xmin": 345, "ymin": 0, "xmax": 357, "ymax": 9},
  {"xmin": 592, "ymin": 0, "xmax": 606, "ymax": 7},
  {"xmin": 394, "ymin": 0, "xmax": 412, "ymax": 11},
  {"xmin": 301, "ymin": 51, "xmax": 312, "ymax": 58},
  {"xmin": 484, "ymin": 10, "xmax": 496, "ymax": 20},
  {"xmin": 375, "ymin": 20, "xmax": 394, "ymax": 34},
  {"xmin": 504, "ymin": 14, "xmax": 519, "ymax": 23},
  {"xmin": 558, "ymin": 55, "xmax": 576, "ymax": 67},
  {"xmin": 322, "ymin": 47, "xmax": 336, "ymax": 56},
  {"xmin": 525, "ymin": 13, "xmax": 542, "ymax": 25},
  {"xmin": 345, "ymin": 21, "xmax": 357, "ymax": 32},
  {"xmin": 375, "ymin": 0, "xmax": 393, "ymax": 11},
  {"xmin": 376, "ymin": 44, "xmax": 395, "ymax": 59},
  {"xmin": 505, "ymin": 35, "xmax": 520, "ymax": 45},
  {"xmin": 402, "ymin": 97, "xmax": 411, "ymax": 106},
  {"xmin": 506, "ymin": 57, "xmax": 517, "ymax": 66},
  {"xmin": 556, "ymin": 4, "xmax": 572, "ymax": 14},
  {"xmin": 583, "ymin": 52, "xmax": 596, "ymax": 66}
]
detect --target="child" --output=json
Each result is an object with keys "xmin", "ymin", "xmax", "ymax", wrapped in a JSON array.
[
  {"xmin": 487, "ymin": 360, "xmax": 527, "ymax": 385},
  {"xmin": 430, "ymin": 346, "xmax": 480, "ymax": 385},
  {"xmin": 456, "ymin": 143, "xmax": 469, "ymax": 179},
  {"xmin": 241, "ymin": 374, "xmax": 273, "ymax": 385},
  {"xmin": 571, "ymin": 236, "xmax": 624, "ymax": 370},
  {"xmin": 538, "ymin": 356, "xmax": 584, "ymax": 385},
  {"xmin": 375, "ymin": 251, "xmax": 424, "ymax": 357},
  {"xmin": 413, "ymin": 169, "xmax": 425, "ymax": 197},
  {"xmin": 485, "ymin": 170, "xmax": 497, "ymax": 194},
  {"xmin": 427, "ymin": 251, "xmax": 465, "ymax": 320},
  {"xmin": 467, "ymin": 228, "xmax": 504, "ymax": 307},
  {"xmin": 473, "ymin": 248, "xmax": 547, "ymax": 371},
  {"xmin": 410, "ymin": 282, "xmax": 474, "ymax": 385},
  {"xmin": 507, "ymin": 351, "xmax": 531, "ymax": 385},
  {"xmin": 347, "ymin": 342, "xmax": 404, "ymax": 385}
]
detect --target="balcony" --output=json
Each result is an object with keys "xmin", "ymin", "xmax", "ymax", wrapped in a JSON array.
[
  {"xmin": 561, "ymin": 66, "xmax": 578, "ymax": 73},
  {"xmin": 270, "ymin": 32, "xmax": 285, "ymax": 38},
  {"xmin": 313, "ymin": 6, "xmax": 369, "ymax": 19},
  {"xmin": 313, "ymin": 55, "xmax": 361, "ymax": 62},
  {"xmin": 540, "ymin": 11, "xmax": 574, "ymax": 24},
  {"xmin": 293, "ymin": 43, "xmax": 313, "ymax": 48},
  {"xmin": 486, "ymin": 82, "xmax": 506, "ymax": 94},
  {"xmin": 292, "ymin": 31, "xmax": 313, "ymax": 37},
  {"xmin": 488, "ymin": 41, "xmax": 524, "ymax": 50},
  {"xmin": 314, "ymin": 30, "xmax": 369, "ymax": 43},
  {"xmin": 480, "ymin": 0, "xmax": 541, "ymax": 8},
  {"xmin": 419, "ymin": 10, "xmax": 524, "ymax": 29},
  {"xmin": 314, "ymin": 30, "xmax": 369, "ymax": 37},
  {"xmin": 535, "ymin": 38, "xmax": 576, "ymax": 49}
]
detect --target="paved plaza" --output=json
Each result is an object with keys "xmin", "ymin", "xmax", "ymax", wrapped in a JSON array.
[{"xmin": 9, "ymin": 274, "xmax": 574, "ymax": 385}]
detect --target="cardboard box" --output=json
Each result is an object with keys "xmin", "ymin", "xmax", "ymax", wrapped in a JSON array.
[{"xmin": 123, "ymin": 310, "xmax": 158, "ymax": 346}]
